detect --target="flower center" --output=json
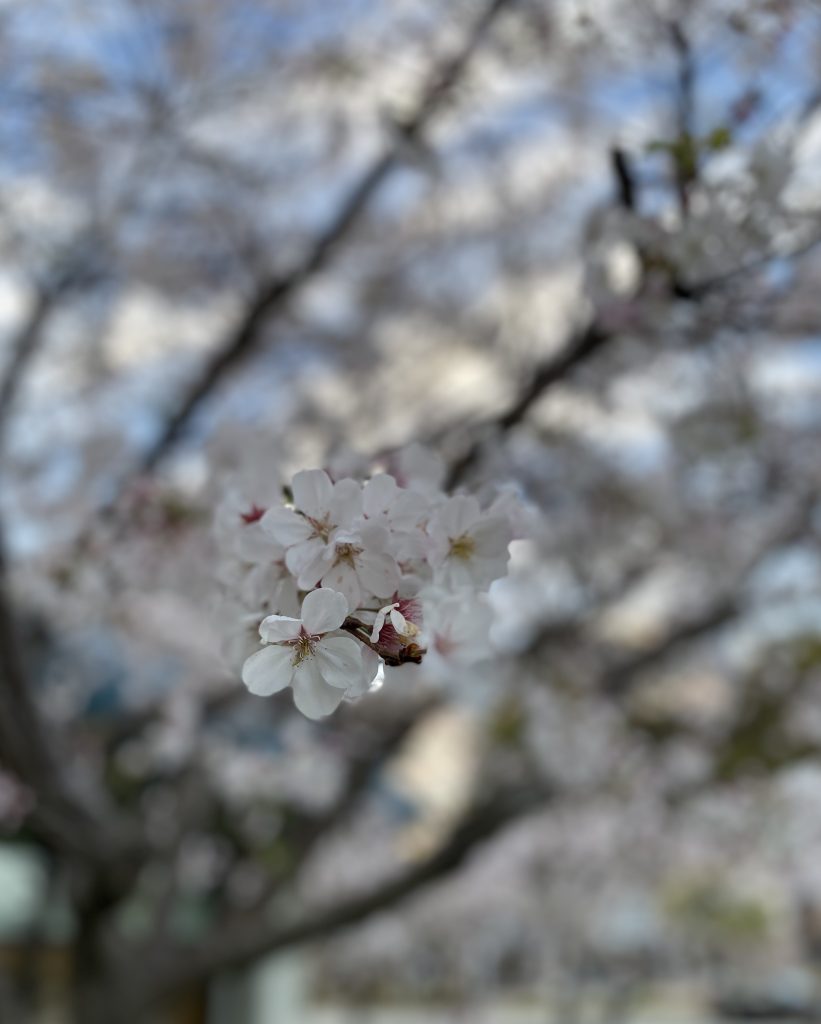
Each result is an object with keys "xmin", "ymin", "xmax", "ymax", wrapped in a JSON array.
[
  {"xmin": 240, "ymin": 503, "xmax": 265, "ymax": 524},
  {"xmin": 305, "ymin": 514, "xmax": 332, "ymax": 542},
  {"xmin": 449, "ymin": 533, "xmax": 475, "ymax": 560},
  {"xmin": 289, "ymin": 631, "xmax": 316, "ymax": 666},
  {"xmin": 333, "ymin": 542, "xmax": 362, "ymax": 567}
]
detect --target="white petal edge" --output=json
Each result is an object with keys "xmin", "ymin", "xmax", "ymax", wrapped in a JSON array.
[
  {"xmin": 242, "ymin": 645, "xmax": 294, "ymax": 696},
  {"xmin": 469, "ymin": 516, "xmax": 513, "ymax": 558},
  {"xmin": 363, "ymin": 474, "xmax": 398, "ymax": 517},
  {"xmin": 315, "ymin": 636, "xmax": 365, "ymax": 689},
  {"xmin": 320, "ymin": 563, "xmax": 361, "ymax": 611},
  {"xmin": 436, "ymin": 495, "xmax": 481, "ymax": 538},
  {"xmin": 261, "ymin": 507, "xmax": 313, "ymax": 545},
  {"xmin": 301, "ymin": 587, "xmax": 349, "ymax": 634},
  {"xmin": 292, "ymin": 659, "xmax": 345, "ymax": 718},
  {"xmin": 357, "ymin": 551, "xmax": 400, "ymax": 600},
  {"xmin": 292, "ymin": 469, "xmax": 333, "ymax": 519},
  {"xmin": 259, "ymin": 615, "xmax": 302, "ymax": 643},
  {"xmin": 330, "ymin": 477, "xmax": 363, "ymax": 525}
]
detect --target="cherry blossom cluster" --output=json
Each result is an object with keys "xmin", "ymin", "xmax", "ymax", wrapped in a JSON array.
[{"xmin": 215, "ymin": 448, "xmax": 520, "ymax": 719}]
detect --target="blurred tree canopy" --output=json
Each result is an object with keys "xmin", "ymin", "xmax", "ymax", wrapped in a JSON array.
[{"xmin": 2, "ymin": 0, "xmax": 821, "ymax": 1021}]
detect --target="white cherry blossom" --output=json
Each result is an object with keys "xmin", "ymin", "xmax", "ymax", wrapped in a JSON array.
[
  {"xmin": 420, "ymin": 589, "xmax": 494, "ymax": 674},
  {"xmin": 242, "ymin": 588, "xmax": 371, "ymax": 719},
  {"xmin": 219, "ymin": 449, "xmax": 524, "ymax": 718},
  {"xmin": 299, "ymin": 523, "xmax": 400, "ymax": 610},
  {"xmin": 215, "ymin": 490, "xmax": 286, "ymax": 565},
  {"xmin": 363, "ymin": 473, "xmax": 429, "ymax": 559},
  {"xmin": 261, "ymin": 469, "xmax": 362, "ymax": 578},
  {"xmin": 214, "ymin": 491, "xmax": 298, "ymax": 620},
  {"xmin": 427, "ymin": 495, "xmax": 512, "ymax": 590}
]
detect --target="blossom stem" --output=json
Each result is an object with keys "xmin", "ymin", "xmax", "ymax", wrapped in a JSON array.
[{"xmin": 341, "ymin": 617, "xmax": 426, "ymax": 667}]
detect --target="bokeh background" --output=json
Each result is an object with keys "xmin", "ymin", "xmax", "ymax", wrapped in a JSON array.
[{"xmin": 3, "ymin": 0, "xmax": 821, "ymax": 1021}]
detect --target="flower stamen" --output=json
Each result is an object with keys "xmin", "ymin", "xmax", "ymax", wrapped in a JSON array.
[
  {"xmin": 449, "ymin": 534, "xmax": 476, "ymax": 560},
  {"xmin": 304, "ymin": 514, "xmax": 333, "ymax": 543},
  {"xmin": 333, "ymin": 542, "xmax": 363, "ymax": 567},
  {"xmin": 289, "ymin": 630, "xmax": 316, "ymax": 666}
]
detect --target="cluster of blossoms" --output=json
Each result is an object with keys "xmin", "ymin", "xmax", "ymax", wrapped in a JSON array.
[{"xmin": 215, "ymin": 448, "xmax": 520, "ymax": 719}]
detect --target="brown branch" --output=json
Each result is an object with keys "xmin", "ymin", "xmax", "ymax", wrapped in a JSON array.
[
  {"xmin": 600, "ymin": 495, "xmax": 818, "ymax": 698},
  {"xmin": 342, "ymin": 616, "xmax": 426, "ymax": 665},
  {"xmin": 668, "ymin": 20, "xmax": 696, "ymax": 217},
  {"xmin": 0, "ymin": 534, "xmax": 127, "ymax": 864},
  {"xmin": 136, "ymin": 0, "xmax": 517, "ymax": 477},
  {"xmin": 140, "ymin": 781, "xmax": 552, "ymax": 1006},
  {"xmin": 0, "ymin": 287, "xmax": 55, "ymax": 446},
  {"xmin": 521, "ymin": 494, "xmax": 818, "ymax": 704},
  {"xmin": 0, "ymin": 265, "xmax": 96, "ymax": 448},
  {"xmin": 0, "ymin": 257, "xmax": 133, "ymax": 869},
  {"xmin": 681, "ymin": 227, "xmax": 821, "ymax": 299},
  {"xmin": 446, "ymin": 318, "xmax": 611, "ymax": 488},
  {"xmin": 601, "ymin": 596, "xmax": 740, "ymax": 698},
  {"xmin": 443, "ymin": 137, "xmax": 646, "ymax": 490},
  {"xmin": 610, "ymin": 147, "xmax": 638, "ymax": 212}
]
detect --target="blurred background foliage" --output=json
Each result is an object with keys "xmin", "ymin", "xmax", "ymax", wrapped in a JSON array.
[{"xmin": 3, "ymin": 0, "xmax": 821, "ymax": 1021}]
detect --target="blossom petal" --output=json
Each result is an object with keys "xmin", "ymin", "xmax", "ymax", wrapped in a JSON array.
[
  {"xmin": 330, "ymin": 478, "xmax": 363, "ymax": 525},
  {"xmin": 425, "ymin": 532, "xmax": 450, "ymax": 567},
  {"xmin": 389, "ymin": 607, "xmax": 408, "ymax": 633},
  {"xmin": 434, "ymin": 495, "xmax": 480, "ymax": 538},
  {"xmin": 357, "ymin": 551, "xmax": 400, "ymax": 600},
  {"xmin": 363, "ymin": 474, "xmax": 398, "ymax": 517},
  {"xmin": 236, "ymin": 524, "xmax": 284, "ymax": 562},
  {"xmin": 301, "ymin": 587, "xmax": 348, "ymax": 634},
  {"xmin": 261, "ymin": 507, "xmax": 313, "ymax": 545},
  {"xmin": 438, "ymin": 559, "xmax": 474, "ymax": 589},
  {"xmin": 259, "ymin": 615, "xmax": 302, "ymax": 642},
  {"xmin": 370, "ymin": 606, "xmax": 389, "ymax": 642},
  {"xmin": 470, "ymin": 516, "xmax": 512, "ymax": 558},
  {"xmin": 472, "ymin": 554, "xmax": 510, "ymax": 588},
  {"xmin": 285, "ymin": 537, "xmax": 327, "ymax": 577},
  {"xmin": 292, "ymin": 469, "xmax": 333, "ymax": 518},
  {"xmin": 356, "ymin": 645, "xmax": 382, "ymax": 694},
  {"xmin": 292, "ymin": 659, "xmax": 345, "ymax": 719},
  {"xmin": 242, "ymin": 645, "xmax": 294, "ymax": 696},
  {"xmin": 248, "ymin": 575, "xmax": 300, "ymax": 618},
  {"xmin": 390, "ymin": 490, "xmax": 429, "ymax": 530},
  {"xmin": 359, "ymin": 521, "xmax": 390, "ymax": 553},
  {"xmin": 320, "ymin": 562, "xmax": 361, "ymax": 610},
  {"xmin": 315, "ymin": 636, "xmax": 365, "ymax": 689},
  {"xmin": 296, "ymin": 548, "xmax": 333, "ymax": 590}
]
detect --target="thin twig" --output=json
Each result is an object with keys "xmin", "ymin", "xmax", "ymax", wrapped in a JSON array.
[
  {"xmin": 669, "ymin": 20, "xmax": 697, "ymax": 217},
  {"xmin": 445, "ymin": 319, "xmax": 611, "ymax": 489},
  {"xmin": 610, "ymin": 147, "xmax": 638, "ymax": 212}
]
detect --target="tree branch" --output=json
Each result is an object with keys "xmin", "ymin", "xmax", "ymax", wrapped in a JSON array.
[
  {"xmin": 601, "ymin": 494, "xmax": 818, "ymax": 697},
  {"xmin": 445, "ymin": 318, "xmax": 611, "ymax": 488},
  {"xmin": 0, "ymin": 287, "xmax": 55, "ymax": 445},
  {"xmin": 141, "ymin": 781, "xmax": 552, "ymax": 1005},
  {"xmin": 0, "ymin": 534, "xmax": 125, "ymax": 864},
  {"xmin": 669, "ymin": 20, "xmax": 696, "ymax": 217},
  {"xmin": 136, "ymin": 0, "xmax": 517, "ymax": 476},
  {"xmin": 0, "ymin": 261, "xmax": 98, "ymax": 448},
  {"xmin": 610, "ymin": 147, "xmax": 638, "ymax": 212}
]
